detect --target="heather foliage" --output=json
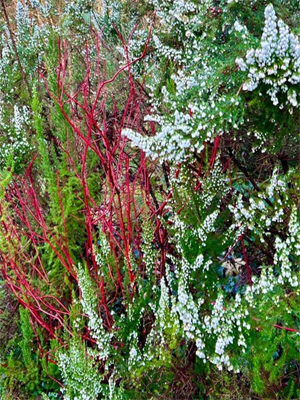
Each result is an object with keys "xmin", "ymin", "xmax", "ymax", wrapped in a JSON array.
[{"xmin": 0, "ymin": 0, "xmax": 299, "ymax": 399}]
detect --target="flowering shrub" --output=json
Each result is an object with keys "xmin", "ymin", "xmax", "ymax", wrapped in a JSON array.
[
  {"xmin": 236, "ymin": 4, "xmax": 300, "ymax": 108},
  {"xmin": 0, "ymin": 0, "xmax": 299, "ymax": 399}
]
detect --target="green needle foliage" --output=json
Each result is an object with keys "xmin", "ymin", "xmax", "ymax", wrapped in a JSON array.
[{"xmin": 0, "ymin": 0, "xmax": 299, "ymax": 399}]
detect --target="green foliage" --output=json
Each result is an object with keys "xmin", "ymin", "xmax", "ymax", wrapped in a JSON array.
[
  {"xmin": 0, "ymin": 307, "xmax": 60, "ymax": 399},
  {"xmin": 0, "ymin": 0, "xmax": 299, "ymax": 399}
]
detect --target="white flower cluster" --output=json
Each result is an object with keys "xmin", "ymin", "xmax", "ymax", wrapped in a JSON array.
[
  {"xmin": 288, "ymin": 206, "xmax": 300, "ymax": 257},
  {"xmin": 122, "ymin": 0, "xmax": 245, "ymax": 163},
  {"xmin": 174, "ymin": 70, "xmax": 198, "ymax": 96},
  {"xmin": 149, "ymin": 0, "xmax": 200, "ymax": 28},
  {"xmin": 29, "ymin": 0, "xmax": 52, "ymax": 17},
  {"xmin": 176, "ymin": 278, "xmax": 199, "ymax": 339},
  {"xmin": 275, "ymin": 237, "xmax": 298, "ymax": 287},
  {"xmin": 141, "ymin": 218, "xmax": 158, "ymax": 279},
  {"xmin": 138, "ymin": 278, "xmax": 180, "ymax": 369},
  {"xmin": 127, "ymin": 330, "xmax": 142, "ymax": 370},
  {"xmin": 123, "ymin": 77, "xmax": 242, "ymax": 163},
  {"xmin": 0, "ymin": 34, "xmax": 12, "ymax": 78},
  {"xmin": 152, "ymin": 34, "xmax": 183, "ymax": 63},
  {"xmin": 64, "ymin": 0, "xmax": 95, "ymax": 16},
  {"xmin": 236, "ymin": 4, "xmax": 300, "ymax": 108},
  {"xmin": 76, "ymin": 263, "xmax": 112, "ymax": 360},
  {"xmin": 0, "ymin": 104, "xmax": 33, "ymax": 166},
  {"xmin": 57, "ymin": 338, "xmax": 103, "ymax": 400},
  {"xmin": 175, "ymin": 274, "xmax": 207, "ymax": 362},
  {"xmin": 204, "ymin": 293, "xmax": 250, "ymax": 371},
  {"xmin": 233, "ymin": 20, "xmax": 246, "ymax": 34},
  {"xmin": 147, "ymin": 163, "xmax": 299, "ymax": 372},
  {"xmin": 194, "ymin": 159, "xmax": 230, "ymax": 209},
  {"xmin": 94, "ymin": 229, "xmax": 110, "ymax": 268},
  {"xmin": 99, "ymin": 0, "xmax": 122, "ymax": 22},
  {"xmin": 13, "ymin": 105, "xmax": 30, "ymax": 136},
  {"xmin": 122, "ymin": 110, "xmax": 192, "ymax": 162},
  {"xmin": 244, "ymin": 206, "xmax": 300, "ymax": 302},
  {"xmin": 16, "ymin": 1, "xmax": 30, "ymax": 40},
  {"xmin": 15, "ymin": 0, "xmax": 51, "ymax": 63},
  {"xmin": 227, "ymin": 168, "xmax": 287, "ymax": 244},
  {"xmin": 197, "ymin": 210, "xmax": 219, "ymax": 245},
  {"xmin": 158, "ymin": 278, "xmax": 178, "ymax": 339},
  {"xmin": 159, "ymin": 210, "xmax": 299, "ymax": 371}
]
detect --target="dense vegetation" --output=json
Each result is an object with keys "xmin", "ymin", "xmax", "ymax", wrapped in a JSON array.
[{"xmin": 0, "ymin": 0, "xmax": 299, "ymax": 398}]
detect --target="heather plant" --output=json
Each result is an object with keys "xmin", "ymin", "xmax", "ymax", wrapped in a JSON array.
[
  {"xmin": 0, "ymin": 0, "xmax": 122, "ymax": 170},
  {"xmin": 123, "ymin": 0, "xmax": 300, "ymax": 160},
  {"xmin": 0, "ymin": 0, "xmax": 299, "ymax": 399}
]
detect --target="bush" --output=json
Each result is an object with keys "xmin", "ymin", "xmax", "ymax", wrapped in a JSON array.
[{"xmin": 0, "ymin": 0, "xmax": 299, "ymax": 398}]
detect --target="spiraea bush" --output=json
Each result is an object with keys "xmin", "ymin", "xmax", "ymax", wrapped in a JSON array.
[{"xmin": 0, "ymin": 0, "xmax": 299, "ymax": 399}]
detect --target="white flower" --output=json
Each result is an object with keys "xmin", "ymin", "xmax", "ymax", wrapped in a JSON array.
[{"xmin": 234, "ymin": 20, "xmax": 244, "ymax": 33}]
